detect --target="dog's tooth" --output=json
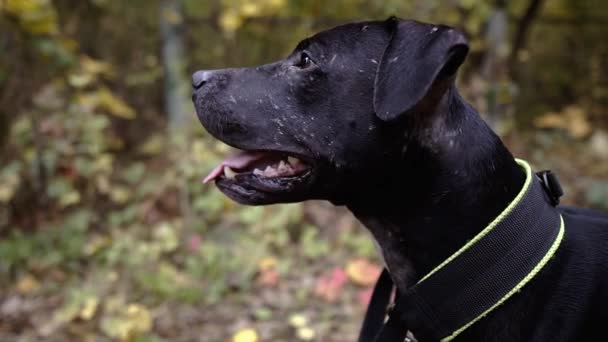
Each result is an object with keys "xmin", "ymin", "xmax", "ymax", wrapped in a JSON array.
[
  {"xmin": 287, "ymin": 156, "xmax": 301, "ymax": 166},
  {"xmin": 224, "ymin": 166, "xmax": 237, "ymax": 179},
  {"xmin": 278, "ymin": 160, "xmax": 288, "ymax": 172},
  {"xmin": 253, "ymin": 168, "xmax": 264, "ymax": 176},
  {"xmin": 264, "ymin": 165, "xmax": 278, "ymax": 178}
]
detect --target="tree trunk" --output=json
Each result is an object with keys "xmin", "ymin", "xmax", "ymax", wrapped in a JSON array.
[
  {"xmin": 481, "ymin": 0, "xmax": 509, "ymax": 131},
  {"xmin": 160, "ymin": 0, "xmax": 190, "ymax": 131},
  {"xmin": 159, "ymin": 0, "xmax": 193, "ymax": 229}
]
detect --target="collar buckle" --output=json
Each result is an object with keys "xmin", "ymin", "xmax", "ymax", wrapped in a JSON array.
[{"xmin": 536, "ymin": 170, "xmax": 564, "ymax": 206}]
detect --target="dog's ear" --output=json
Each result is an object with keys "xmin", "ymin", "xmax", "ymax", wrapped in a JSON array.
[{"xmin": 373, "ymin": 18, "xmax": 469, "ymax": 122}]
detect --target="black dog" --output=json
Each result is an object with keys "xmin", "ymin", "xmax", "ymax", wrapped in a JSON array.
[{"xmin": 192, "ymin": 18, "xmax": 608, "ymax": 341}]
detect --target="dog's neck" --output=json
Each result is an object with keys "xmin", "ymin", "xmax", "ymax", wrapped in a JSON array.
[{"xmin": 346, "ymin": 85, "xmax": 526, "ymax": 292}]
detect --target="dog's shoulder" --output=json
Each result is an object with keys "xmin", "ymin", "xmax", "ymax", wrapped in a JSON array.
[{"xmin": 560, "ymin": 206, "xmax": 608, "ymax": 223}]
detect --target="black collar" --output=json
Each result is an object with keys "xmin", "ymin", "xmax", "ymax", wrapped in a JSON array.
[{"xmin": 358, "ymin": 160, "xmax": 565, "ymax": 342}]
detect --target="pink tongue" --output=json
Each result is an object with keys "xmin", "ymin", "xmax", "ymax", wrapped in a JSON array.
[{"xmin": 203, "ymin": 151, "xmax": 266, "ymax": 184}]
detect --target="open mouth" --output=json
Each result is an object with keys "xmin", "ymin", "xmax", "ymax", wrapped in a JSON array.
[{"xmin": 203, "ymin": 149, "xmax": 315, "ymax": 204}]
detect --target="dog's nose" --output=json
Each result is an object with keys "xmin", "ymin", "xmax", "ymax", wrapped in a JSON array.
[{"xmin": 192, "ymin": 70, "xmax": 214, "ymax": 89}]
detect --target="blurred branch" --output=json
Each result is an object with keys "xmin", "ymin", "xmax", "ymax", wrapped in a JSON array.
[
  {"xmin": 31, "ymin": 109, "xmax": 48, "ymax": 214},
  {"xmin": 534, "ymin": 15, "xmax": 608, "ymax": 26},
  {"xmin": 508, "ymin": 0, "xmax": 545, "ymax": 76},
  {"xmin": 0, "ymin": 111, "xmax": 7, "ymax": 153}
]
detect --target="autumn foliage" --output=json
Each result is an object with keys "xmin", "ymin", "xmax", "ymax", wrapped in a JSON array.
[{"xmin": 1, "ymin": 0, "xmax": 607, "ymax": 341}]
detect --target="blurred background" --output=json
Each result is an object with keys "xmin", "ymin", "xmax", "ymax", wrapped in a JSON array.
[{"xmin": 0, "ymin": 0, "xmax": 607, "ymax": 341}]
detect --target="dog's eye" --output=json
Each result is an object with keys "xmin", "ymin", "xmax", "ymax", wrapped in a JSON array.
[{"xmin": 297, "ymin": 52, "xmax": 314, "ymax": 69}]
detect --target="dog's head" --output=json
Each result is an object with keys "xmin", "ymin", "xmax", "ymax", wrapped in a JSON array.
[{"xmin": 192, "ymin": 18, "xmax": 469, "ymax": 205}]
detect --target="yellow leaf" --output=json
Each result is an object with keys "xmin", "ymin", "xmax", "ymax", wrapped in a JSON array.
[
  {"xmin": 96, "ymin": 175, "xmax": 110, "ymax": 194},
  {"xmin": 288, "ymin": 313, "xmax": 308, "ymax": 328},
  {"xmin": 27, "ymin": 19, "xmax": 59, "ymax": 35},
  {"xmin": 68, "ymin": 72, "xmax": 95, "ymax": 88},
  {"xmin": 5, "ymin": 0, "xmax": 37, "ymax": 12},
  {"xmin": 296, "ymin": 327, "xmax": 316, "ymax": 341},
  {"xmin": 564, "ymin": 105, "xmax": 591, "ymax": 139},
  {"xmin": 241, "ymin": 3, "xmax": 261, "ymax": 17},
  {"xmin": 81, "ymin": 55, "xmax": 113, "ymax": 76},
  {"xmin": 59, "ymin": 190, "xmax": 81, "ymax": 207},
  {"xmin": 258, "ymin": 257, "xmax": 278, "ymax": 271},
  {"xmin": 232, "ymin": 328, "xmax": 258, "ymax": 342},
  {"xmin": 0, "ymin": 185, "xmax": 15, "ymax": 203},
  {"xmin": 0, "ymin": 167, "xmax": 20, "ymax": 203},
  {"xmin": 125, "ymin": 304, "xmax": 152, "ymax": 335},
  {"xmin": 5, "ymin": 0, "xmax": 60, "ymax": 35},
  {"xmin": 139, "ymin": 134, "xmax": 166, "ymax": 155},
  {"xmin": 79, "ymin": 297, "xmax": 98, "ymax": 321},
  {"xmin": 346, "ymin": 259, "xmax": 381, "ymax": 287},
  {"xmin": 101, "ymin": 302, "xmax": 153, "ymax": 341},
  {"xmin": 219, "ymin": 10, "xmax": 243, "ymax": 34},
  {"xmin": 154, "ymin": 223, "xmax": 178, "ymax": 253},
  {"xmin": 98, "ymin": 87, "xmax": 136, "ymax": 119},
  {"xmin": 83, "ymin": 234, "xmax": 111, "ymax": 256},
  {"xmin": 16, "ymin": 274, "xmax": 41, "ymax": 294},
  {"xmin": 534, "ymin": 112, "xmax": 564, "ymax": 129},
  {"xmin": 266, "ymin": 0, "xmax": 286, "ymax": 10},
  {"xmin": 93, "ymin": 153, "xmax": 114, "ymax": 173},
  {"xmin": 109, "ymin": 186, "xmax": 130, "ymax": 204}
]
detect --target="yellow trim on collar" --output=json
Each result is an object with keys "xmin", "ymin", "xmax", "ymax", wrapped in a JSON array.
[{"xmin": 442, "ymin": 215, "xmax": 564, "ymax": 341}]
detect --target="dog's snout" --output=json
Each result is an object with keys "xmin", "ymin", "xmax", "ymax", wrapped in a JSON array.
[{"xmin": 192, "ymin": 70, "xmax": 214, "ymax": 90}]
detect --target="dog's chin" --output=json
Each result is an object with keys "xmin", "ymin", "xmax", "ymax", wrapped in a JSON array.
[{"xmin": 215, "ymin": 170, "xmax": 316, "ymax": 205}]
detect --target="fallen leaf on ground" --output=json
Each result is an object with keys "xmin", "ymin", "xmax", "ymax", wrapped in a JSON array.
[
  {"xmin": 346, "ymin": 259, "xmax": 381, "ymax": 287},
  {"xmin": 288, "ymin": 313, "xmax": 308, "ymax": 328},
  {"xmin": 314, "ymin": 267, "xmax": 348, "ymax": 302},
  {"xmin": 79, "ymin": 297, "xmax": 98, "ymax": 320},
  {"xmin": 232, "ymin": 328, "xmax": 258, "ymax": 342},
  {"xmin": 16, "ymin": 274, "xmax": 41, "ymax": 294},
  {"xmin": 257, "ymin": 257, "xmax": 278, "ymax": 271},
  {"xmin": 187, "ymin": 234, "xmax": 203, "ymax": 253},
  {"xmin": 257, "ymin": 268, "xmax": 280, "ymax": 287},
  {"xmin": 296, "ymin": 326, "xmax": 316, "ymax": 341}
]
